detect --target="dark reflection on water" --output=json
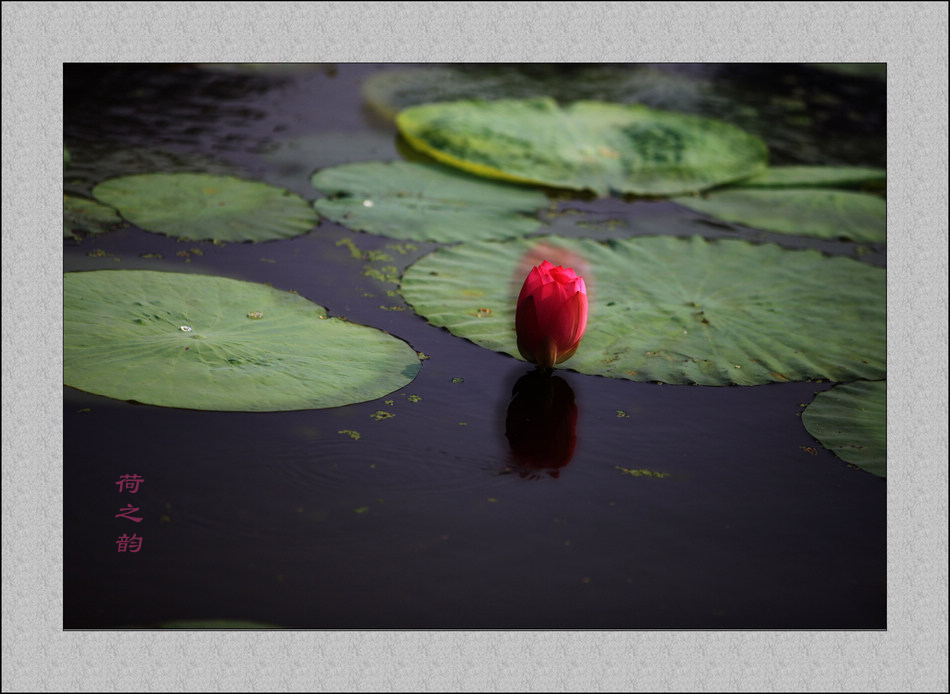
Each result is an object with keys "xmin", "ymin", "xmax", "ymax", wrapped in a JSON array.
[{"xmin": 504, "ymin": 370, "xmax": 578, "ymax": 479}]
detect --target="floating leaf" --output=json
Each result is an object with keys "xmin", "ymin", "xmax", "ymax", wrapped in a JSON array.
[
  {"xmin": 93, "ymin": 173, "xmax": 317, "ymax": 242},
  {"xmin": 735, "ymin": 166, "xmax": 885, "ymax": 189},
  {"xmin": 312, "ymin": 161, "xmax": 548, "ymax": 242},
  {"xmin": 400, "ymin": 236, "xmax": 885, "ymax": 386},
  {"xmin": 396, "ymin": 98, "xmax": 768, "ymax": 197},
  {"xmin": 64, "ymin": 195, "xmax": 124, "ymax": 238},
  {"xmin": 65, "ymin": 270, "xmax": 420, "ymax": 411},
  {"xmin": 371, "ymin": 65, "xmax": 885, "ymax": 171},
  {"xmin": 674, "ymin": 188, "xmax": 885, "ymax": 242},
  {"xmin": 63, "ymin": 144, "xmax": 238, "ymax": 199},
  {"xmin": 802, "ymin": 381, "xmax": 886, "ymax": 477}
]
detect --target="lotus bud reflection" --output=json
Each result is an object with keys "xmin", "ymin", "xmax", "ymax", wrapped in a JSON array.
[
  {"xmin": 515, "ymin": 260, "xmax": 588, "ymax": 370},
  {"xmin": 505, "ymin": 371, "xmax": 578, "ymax": 479}
]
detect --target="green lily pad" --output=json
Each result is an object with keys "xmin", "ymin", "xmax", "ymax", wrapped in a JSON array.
[
  {"xmin": 370, "ymin": 65, "xmax": 885, "ymax": 172},
  {"xmin": 735, "ymin": 166, "xmax": 886, "ymax": 189},
  {"xmin": 64, "ymin": 195, "xmax": 124, "ymax": 238},
  {"xmin": 65, "ymin": 270, "xmax": 420, "ymax": 411},
  {"xmin": 64, "ymin": 144, "xmax": 238, "ymax": 199},
  {"xmin": 802, "ymin": 381, "xmax": 886, "ymax": 477},
  {"xmin": 400, "ymin": 236, "xmax": 885, "ymax": 386},
  {"xmin": 312, "ymin": 161, "xmax": 549, "ymax": 242},
  {"xmin": 396, "ymin": 98, "xmax": 768, "ymax": 197},
  {"xmin": 674, "ymin": 188, "xmax": 885, "ymax": 242},
  {"xmin": 92, "ymin": 173, "xmax": 318, "ymax": 242}
]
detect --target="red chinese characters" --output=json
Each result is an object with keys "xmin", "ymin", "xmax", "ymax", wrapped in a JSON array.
[
  {"xmin": 116, "ymin": 474, "xmax": 144, "ymax": 493},
  {"xmin": 115, "ymin": 474, "xmax": 145, "ymax": 551},
  {"xmin": 116, "ymin": 533, "xmax": 143, "ymax": 553}
]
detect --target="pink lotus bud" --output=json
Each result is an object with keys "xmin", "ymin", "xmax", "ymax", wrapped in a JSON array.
[{"xmin": 515, "ymin": 260, "xmax": 588, "ymax": 369}]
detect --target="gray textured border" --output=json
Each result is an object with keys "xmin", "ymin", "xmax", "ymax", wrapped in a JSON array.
[{"xmin": 4, "ymin": 2, "xmax": 948, "ymax": 691}]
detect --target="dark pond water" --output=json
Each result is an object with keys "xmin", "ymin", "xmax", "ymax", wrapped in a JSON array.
[{"xmin": 64, "ymin": 63, "xmax": 885, "ymax": 629}]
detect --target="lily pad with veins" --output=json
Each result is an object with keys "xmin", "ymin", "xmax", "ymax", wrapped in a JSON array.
[
  {"xmin": 802, "ymin": 380, "xmax": 886, "ymax": 477},
  {"xmin": 312, "ymin": 160, "xmax": 549, "ymax": 242},
  {"xmin": 396, "ymin": 98, "xmax": 768, "ymax": 197},
  {"xmin": 674, "ymin": 187, "xmax": 886, "ymax": 242},
  {"xmin": 400, "ymin": 235, "xmax": 885, "ymax": 386},
  {"xmin": 93, "ymin": 173, "xmax": 318, "ymax": 242},
  {"xmin": 65, "ymin": 270, "xmax": 421, "ymax": 411}
]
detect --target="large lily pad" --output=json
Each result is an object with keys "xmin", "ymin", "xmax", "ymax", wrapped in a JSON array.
[
  {"xmin": 802, "ymin": 381, "xmax": 886, "ymax": 477},
  {"xmin": 65, "ymin": 271, "xmax": 420, "ymax": 411},
  {"xmin": 373, "ymin": 65, "xmax": 886, "ymax": 171},
  {"xmin": 400, "ymin": 236, "xmax": 885, "ymax": 386},
  {"xmin": 311, "ymin": 161, "xmax": 549, "ymax": 242},
  {"xmin": 396, "ymin": 98, "xmax": 768, "ymax": 197},
  {"xmin": 674, "ymin": 188, "xmax": 886, "ymax": 242},
  {"xmin": 92, "ymin": 173, "xmax": 318, "ymax": 242}
]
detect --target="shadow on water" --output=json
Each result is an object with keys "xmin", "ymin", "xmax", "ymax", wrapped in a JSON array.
[{"xmin": 503, "ymin": 369, "xmax": 578, "ymax": 480}]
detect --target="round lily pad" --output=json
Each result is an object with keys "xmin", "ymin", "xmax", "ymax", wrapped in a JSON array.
[
  {"xmin": 400, "ymin": 236, "xmax": 885, "ymax": 386},
  {"xmin": 396, "ymin": 98, "xmax": 768, "ymax": 197},
  {"xmin": 674, "ymin": 188, "xmax": 886, "ymax": 242},
  {"xmin": 65, "ymin": 270, "xmax": 421, "ymax": 411},
  {"xmin": 92, "ymin": 173, "xmax": 318, "ymax": 242},
  {"xmin": 64, "ymin": 195, "xmax": 124, "ymax": 238},
  {"xmin": 64, "ymin": 144, "xmax": 238, "ymax": 199},
  {"xmin": 802, "ymin": 381, "xmax": 886, "ymax": 477},
  {"xmin": 311, "ymin": 161, "xmax": 549, "ymax": 242}
]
